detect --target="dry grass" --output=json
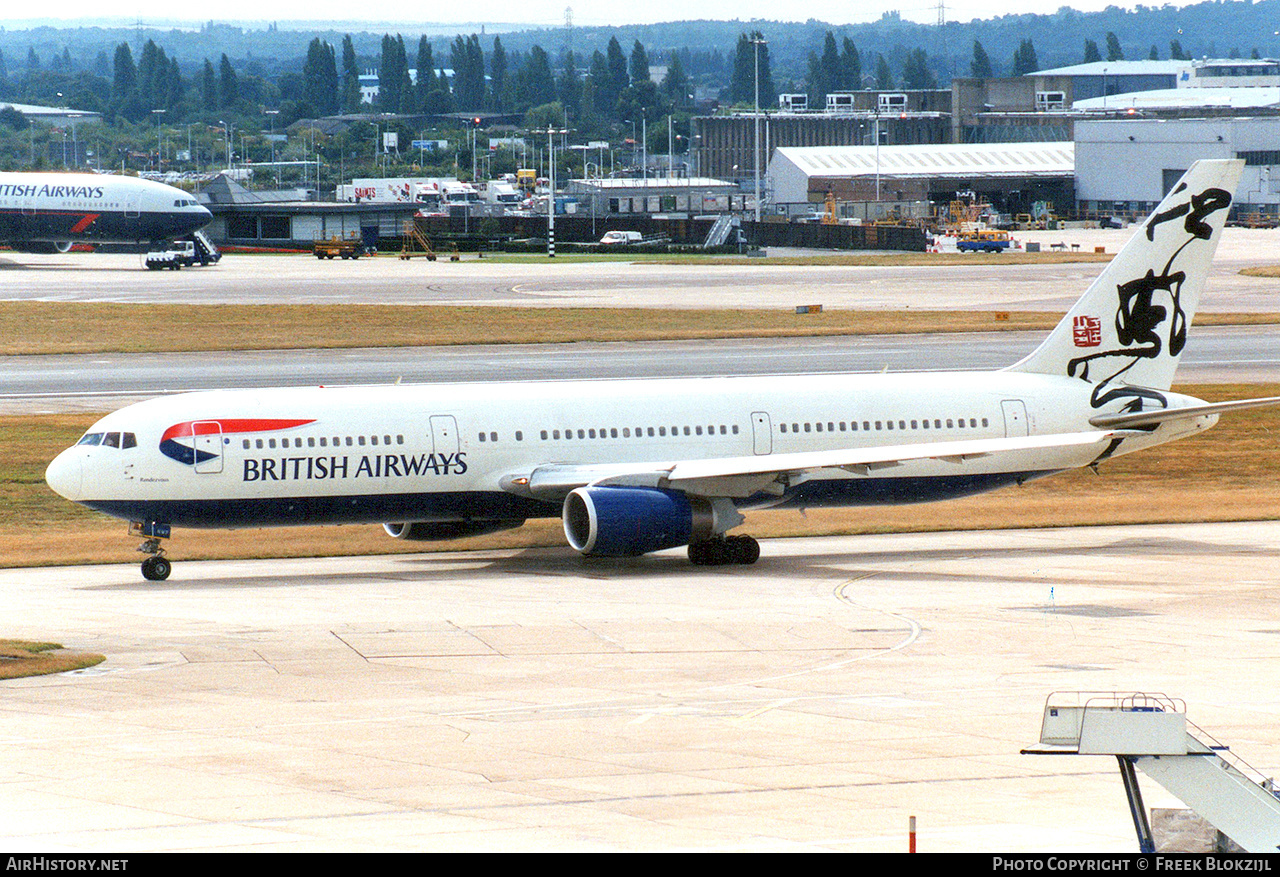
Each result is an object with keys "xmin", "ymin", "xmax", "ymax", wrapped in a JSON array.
[
  {"xmin": 0, "ymin": 640, "xmax": 105, "ymax": 680},
  {"xmin": 6, "ymin": 382, "xmax": 1280, "ymax": 569},
  {"xmin": 4, "ymin": 301, "xmax": 1280, "ymax": 356}
]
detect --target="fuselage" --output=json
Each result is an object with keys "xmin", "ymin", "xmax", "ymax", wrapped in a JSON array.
[
  {"xmin": 44, "ymin": 369, "xmax": 1212, "ymax": 531},
  {"xmin": 0, "ymin": 171, "xmax": 211, "ymax": 247}
]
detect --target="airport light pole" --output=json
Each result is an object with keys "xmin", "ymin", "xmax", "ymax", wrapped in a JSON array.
[
  {"xmin": 751, "ymin": 35, "xmax": 766, "ymax": 226},
  {"xmin": 152, "ymin": 108, "xmax": 165, "ymax": 172},
  {"xmin": 545, "ymin": 125, "xmax": 568, "ymax": 258}
]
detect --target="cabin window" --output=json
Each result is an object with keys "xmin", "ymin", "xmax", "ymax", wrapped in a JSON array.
[
  {"xmin": 515, "ymin": 431, "xmax": 523, "ymax": 441},
  {"xmin": 780, "ymin": 423, "xmax": 787, "ymax": 433},
  {"xmin": 478, "ymin": 433, "xmax": 486, "ymax": 442}
]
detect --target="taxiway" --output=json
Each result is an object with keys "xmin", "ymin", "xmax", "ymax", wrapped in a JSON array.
[{"xmin": 4, "ymin": 522, "xmax": 1279, "ymax": 852}]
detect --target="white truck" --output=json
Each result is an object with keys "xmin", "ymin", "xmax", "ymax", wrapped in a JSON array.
[
  {"xmin": 485, "ymin": 182, "xmax": 522, "ymax": 207},
  {"xmin": 144, "ymin": 240, "xmax": 197, "ymax": 270}
]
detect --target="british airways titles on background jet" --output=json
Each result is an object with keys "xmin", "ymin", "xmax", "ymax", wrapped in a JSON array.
[
  {"xmin": 46, "ymin": 160, "xmax": 1279, "ymax": 580},
  {"xmin": 0, "ymin": 171, "xmax": 211, "ymax": 256}
]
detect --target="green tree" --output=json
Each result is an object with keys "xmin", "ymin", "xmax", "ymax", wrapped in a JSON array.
[
  {"xmin": 630, "ymin": 40, "xmax": 650, "ymax": 86},
  {"xmin": 1106, "ymin": 32, "xmax": 1124, "ymax": 62},
  {"xmin": 489, "ymin": 37, "xmax": 507, "ymax": 112},
  {"xmin": 970, "ymin": 40, "xmax": 993, "ymax": 78},
  {"xmin": 1011, "ymin": 39, "xmax": 1039, "ymax": 75},
  {"xmin": 341, "ymin": 35, "xmax": 361, "ymax": 112},
  {"xmin": 218, "ymin": 54, "xmax": 238, "ymax": 109},
  {"xmin": 874, "ymin": 54, "xmax": 893, "ymax": 89},
  {"xmin": 1083, "ymin": 39, "xmax": 1102, "ymax": 63},
  {"xmin": 902, "ymin": 48, "xmax": 936, "ymax": 90},
  {"xmin": 604, "ymin": 37, "xmax": 629, "ymax": 110},
  {"xmin": 731, "ymin": 31, "xmax": 774, "ymax": 106},
  {"xmin": 304, "ymin": 38, "xmax": 339, "ymax": 116},
  {"xmin": 840, "ymin": 38, "xmax": 862, "ymax": 90},
  {"xmin": 662, "ymin": 51, "xmax": 689, "ymax": 108}
]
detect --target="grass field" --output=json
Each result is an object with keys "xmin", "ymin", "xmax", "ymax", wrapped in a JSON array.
[
  {"xmin": 5, "ymin": 301, "xmax": 1280, "ymax": 356},
  {"xmin": 7, "ymin": 382, "xmax": 1279, "ymax": 570}
]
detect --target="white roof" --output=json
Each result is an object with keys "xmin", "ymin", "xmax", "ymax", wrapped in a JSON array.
[
  {"xmin": 569, "ymin": 177, "xmax": 734, "ymax": 189},
  {"xmin": 1033, "ymin": 60, "xmax": 1189, "ymax": 77},
  {"xmin": 772, "ymin": 142, "xmax": 1074, "ymax": 179},
  {"xmin": 1074, "ymin": 87, "xmax": 1280, "ymax": 110}
]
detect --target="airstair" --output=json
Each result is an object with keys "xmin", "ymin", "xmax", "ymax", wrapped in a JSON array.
[
  {"xmin": 399, "ymin": 220, "xmax": 437, "ymax": 260},
  {"xmin": 188, "ymin": 229, "xmax": 221, "ymax": 265},
  {"xmin": 1023, "ymin": 692, "xmax": 1280, "ymax": 852},
  {"xmin": 702, "ymin": 214, "xmax": 734, "ymax": 249}
]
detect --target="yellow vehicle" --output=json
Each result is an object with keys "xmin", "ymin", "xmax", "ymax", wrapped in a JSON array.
[{"xmin": 312, "ymin": 236, "xmax": 364, "ymax": 260}]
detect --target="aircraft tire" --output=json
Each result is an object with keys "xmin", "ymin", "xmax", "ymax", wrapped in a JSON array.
[{"xmin": 141, "ymin": 556, "xmax": 171, "ymax": 581}]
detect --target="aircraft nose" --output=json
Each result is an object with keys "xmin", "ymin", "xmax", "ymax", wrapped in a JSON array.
[{"xmin": 45, "ymin": 447, "xmax": 83, "ymax": 501}]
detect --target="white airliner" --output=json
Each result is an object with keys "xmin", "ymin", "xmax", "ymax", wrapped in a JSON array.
[
  {"xmin": 0, "ymin": 171, "xmax": 212, "ymax": 255},
  {"xmin": 46, "ymin": 160, "xmax": 1279, "ymax": 580}
]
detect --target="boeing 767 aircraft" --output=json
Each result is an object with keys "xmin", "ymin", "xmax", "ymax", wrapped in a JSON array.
[
  {"xmin": 0, "ymin": 171, "xmax": 212, "ymax": 256},
  {"xmin": 46, "ymin": 160, "xmax": 1277, "ymax": 580}
]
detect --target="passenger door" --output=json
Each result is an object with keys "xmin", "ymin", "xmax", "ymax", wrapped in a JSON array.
[{"xmin": 751, "ymin": 411, "xmax": 772, "ymax": 455}]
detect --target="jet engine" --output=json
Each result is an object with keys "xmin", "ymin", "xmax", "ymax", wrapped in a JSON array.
[
  {"xmin": 10, "ymin": 241, "xmax": 73, "ymax": 254},
  {"xmin": 383, "ymin": 519, "xmax": 525, "ymax": 541},
  {"xmin": 562, "ymin": 486, "xmax": 716, "ymax": 557}
]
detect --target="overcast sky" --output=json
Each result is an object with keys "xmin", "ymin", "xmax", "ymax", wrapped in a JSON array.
[{"xmin": 5, "ymin": 2, "xmax": 1182, "ymax": 30}]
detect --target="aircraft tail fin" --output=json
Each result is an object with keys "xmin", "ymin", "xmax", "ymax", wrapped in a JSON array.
[{"xmin": 1007, "ymin": 159, "xmax": 1243, "ymax": 394}]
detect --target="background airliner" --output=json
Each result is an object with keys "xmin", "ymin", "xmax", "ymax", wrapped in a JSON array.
[
  {"xmin": 0, "ymin": 171, "xmax": 211, "ymax": 255},
  {"xmin": 46, "ymin": 160, "xmax": 1276, "ymax": 581}
]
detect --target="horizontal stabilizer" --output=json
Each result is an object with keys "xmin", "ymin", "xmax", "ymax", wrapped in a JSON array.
[{"xmin": 1088, "ymin": 396, "xmax": 1280, "ymax": 429}]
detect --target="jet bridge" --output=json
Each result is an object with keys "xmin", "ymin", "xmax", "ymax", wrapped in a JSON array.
[{"xmin": 1022, "ymin": 692, "xmax": 1280, "ymax": 853}]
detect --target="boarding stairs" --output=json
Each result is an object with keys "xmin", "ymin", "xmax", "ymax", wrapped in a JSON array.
[
  {"xmin": 702, "ymin": 214, "xmax": 734, "ymax": 249},
  {"xmin": 1023, "ymin": 692, "xmax": 1280, "ymax": 852},
  {"xmin": 191, "ymin": 229, "xmax": 220, "ymax": 263},
  {"xmin": 399, "ymin": 221, "xmax": 437, "ymax": 260}
]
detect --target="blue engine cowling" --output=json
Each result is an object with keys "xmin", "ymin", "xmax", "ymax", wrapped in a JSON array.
[{"xmin": 562, "ymin": 486, "xmax": 712, "ymax": 557}]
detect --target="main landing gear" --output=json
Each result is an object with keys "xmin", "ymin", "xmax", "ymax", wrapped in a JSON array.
[
  {"xmin": 130, "ymin": 521, "xmax": 173, "ymax": 581},
  {"xmin": 688, "ymin": 534, "xmax": 761, "ymax": 566}
]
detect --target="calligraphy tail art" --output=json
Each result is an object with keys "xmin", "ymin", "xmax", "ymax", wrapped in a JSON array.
[{"xmin": 1010, "ymin": 160, "xmax": 1241, "ymax": 402}]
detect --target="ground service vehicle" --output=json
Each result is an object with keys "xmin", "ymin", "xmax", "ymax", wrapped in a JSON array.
[{"xmin": 313, "ymin": 236, "xmax": 364, "ymax": 260}]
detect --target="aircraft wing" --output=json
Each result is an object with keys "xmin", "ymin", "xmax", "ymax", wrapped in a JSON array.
[{"xmin": 500, "ymin": 430, "xmax": 1122, "ymax": 501}]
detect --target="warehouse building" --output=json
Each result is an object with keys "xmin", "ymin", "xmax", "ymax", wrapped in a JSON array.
[
  {"xmin": 766, "ymin": 141, "xmax": 1075, "ymax": 218},
  {"xmin": 1074, "ymin": 116, "xmax": 1280, "ymax": 219}
]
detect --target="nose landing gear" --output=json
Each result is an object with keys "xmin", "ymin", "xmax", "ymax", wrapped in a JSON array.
[{"xmin": 130, "ymin": 521, "xmax": 172, "ymax": 581}]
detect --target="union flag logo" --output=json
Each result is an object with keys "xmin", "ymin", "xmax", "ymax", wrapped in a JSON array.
[{"xmin": 1073, "ymin": 315, "xmax": 1102, "ymax": 347}]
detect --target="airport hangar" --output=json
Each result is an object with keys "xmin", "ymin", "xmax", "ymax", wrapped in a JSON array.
[{"xmin": 764, "ymin": 141, "xmax": 1076, "ymax": 221}]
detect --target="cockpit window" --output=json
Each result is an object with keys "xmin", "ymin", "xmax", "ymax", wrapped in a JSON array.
[
  {"xmin": 102, "ymin": 432, "xmax": 120, "ymax": 448},
  {"xmin": 76, "ymin": 432, "xmax": 104, "ymax": 446},
  {"xmin": 122, "ymin": 432, "xmax": 137, "ymax": 449}
]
